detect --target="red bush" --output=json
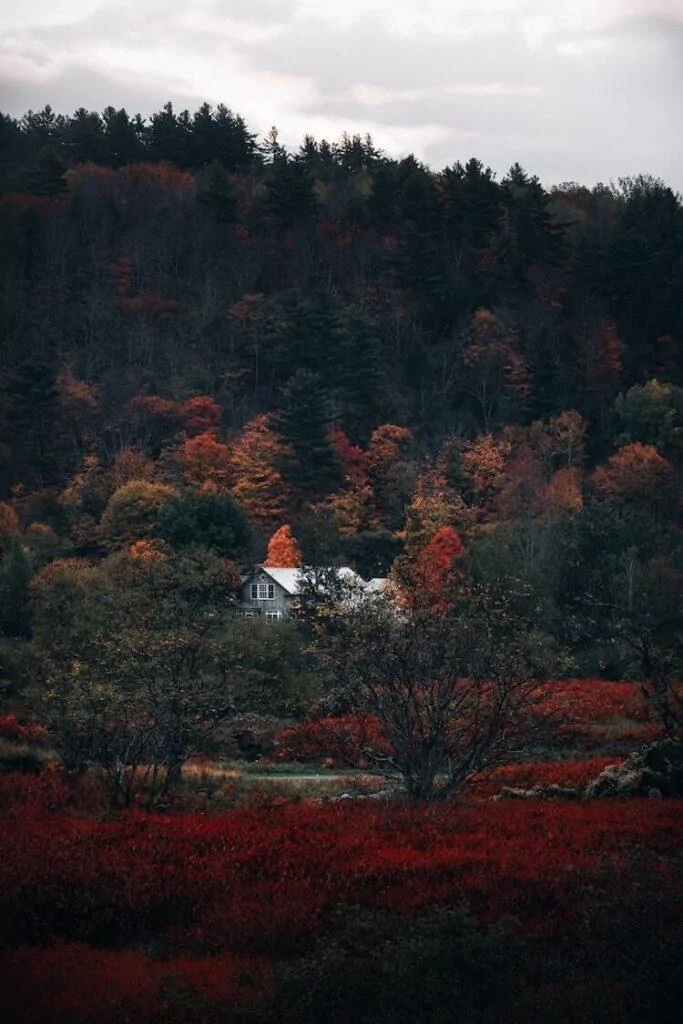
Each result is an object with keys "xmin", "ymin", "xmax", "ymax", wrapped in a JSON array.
[
  {"xmin": 1, "ymin": 800, "xmax": 680, "ymax": 954},
  {"xmin": 471, "ymin": 757, "xmax": 616, "ymax": 796},
  {"xmin": 1, "ymin": 943, "xmax": 271, "ymax": 1024},
  {"xmin": 272, "ymin": 714, "xmax": 391, "ymax": 767},
  {"xmin": 0, "ymin": 714, "xmax": 48, "ymax": 744}
]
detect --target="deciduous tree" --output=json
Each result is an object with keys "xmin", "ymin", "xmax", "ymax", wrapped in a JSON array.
[
  {"xmin": 311, "ymin": 581, "xmax": 548, "ymax": 801},
  {"xmin": 264, "ymin": 524, "xmax": 302, "ymax": 567}
]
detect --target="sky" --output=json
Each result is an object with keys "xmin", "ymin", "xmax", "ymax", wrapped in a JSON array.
[{"xmin": 0, "ymin": 0, "xmax": 681, "ymax": 189}]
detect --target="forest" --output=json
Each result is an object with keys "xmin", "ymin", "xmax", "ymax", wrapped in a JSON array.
[{"xmin": 0, "ymin": 100, "xmax": 682, "ymax": 1023}]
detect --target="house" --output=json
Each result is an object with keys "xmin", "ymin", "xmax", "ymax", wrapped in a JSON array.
[{"xmin": 238, "ymin": 565, "xmax": 374, "ymax": 620}]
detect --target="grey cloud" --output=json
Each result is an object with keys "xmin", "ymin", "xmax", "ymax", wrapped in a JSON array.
[
  {"xmin": 240, "ymin": 16, "xmax": 540, "ymax": 93},
  {"xmin": 0, "ymin": 63, "xmax": 201, "ymax": 116},
  {"xmin": 253, "ymin": 12, "xmax": 682, "ymax": 186}
]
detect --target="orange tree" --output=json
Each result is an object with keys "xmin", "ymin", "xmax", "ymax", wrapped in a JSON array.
[{"xmin": 264, "ymin": 525, "xmax": 302, "ymax": 567}]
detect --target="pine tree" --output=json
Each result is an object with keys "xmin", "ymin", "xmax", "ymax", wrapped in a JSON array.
[
  {"xmin": 267, "ymin": 157, "xmax": 317, "ymax": 229},
  {"xmin": 102, "ymin": 107, "xmax": 145, "ymax": 167},
  {"xmin": 274, "ymin": 370, "xmax": 344, "ymax": 501},
  {"xmin": 66, "ymin": 108, "xmax": 105, "ymax": 164},
  {"xmin": 197, "ymin": 160, "xmax": 237, "ymax": 223}
]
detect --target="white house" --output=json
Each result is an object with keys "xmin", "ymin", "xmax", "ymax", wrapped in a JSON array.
[{"xmin": 238, "ymin": 566, "xmax": 385, "ymax": 620}]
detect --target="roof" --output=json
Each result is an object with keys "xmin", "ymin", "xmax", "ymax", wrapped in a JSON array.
[
  {"xmin": 249, "ymin": 566, "xmax": 365, "ymax": 596},
  {"xmin": 365, "ymin": 577, "xmax": 390, "ymax": 593}
]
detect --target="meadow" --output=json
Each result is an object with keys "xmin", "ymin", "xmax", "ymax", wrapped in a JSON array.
[{"xmin": 1, "ymin": 679, "xmax": 681, "ymax": 1024}]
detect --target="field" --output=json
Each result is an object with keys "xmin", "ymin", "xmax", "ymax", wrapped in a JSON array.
[{"xmin": 1, "ymin": 679, "xmax": 681, "ymax": 1024}]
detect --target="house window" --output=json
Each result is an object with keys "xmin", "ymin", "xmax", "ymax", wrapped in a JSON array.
[
  {"xmin": 265, "ymin": 610, "xmax": 282, "ymax": 620},
  {"xmin": 250, "ymin": 582, "xmax": 274, "ymax": 600}
]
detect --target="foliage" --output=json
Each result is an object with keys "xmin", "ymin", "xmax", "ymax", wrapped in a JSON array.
[
  {"xmin": 229, "ymin": 415, "xmax": 291, "ymax": 530},
  {"xmin": 156, "ymin": 489, "xmax": 251, "ymax": 559},
  {"xmin": 264, "ymin": 524, "xmax": 302, "ymax": 567},
  {"xmin": 99, "ymin": 480, "xmax": 177, "ymax": 550},
  {"xmin": 30, "ymin": 551, "xmax": 243, "ymax": 805}
]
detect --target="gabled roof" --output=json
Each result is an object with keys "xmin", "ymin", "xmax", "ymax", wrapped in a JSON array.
[
  {"xmin": 246, "ymin": 566, "xmax": 365, "ymax": 596},
  {"xmin": 259, "ymin": 567, "xmax": 302, "ymax": 595}
]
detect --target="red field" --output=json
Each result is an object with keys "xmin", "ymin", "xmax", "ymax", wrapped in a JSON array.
[
  {"xmin": 1, "ymin": 795, "xmax": 681, "ymax": 1022},
  {"xmin": 0, "ymin": 679, "xmax": 681, "ymax": 1024}
]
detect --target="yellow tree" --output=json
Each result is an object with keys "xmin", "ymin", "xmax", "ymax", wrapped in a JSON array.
[
  {"xmin": 230, "ymin": 414, "xmax": 291, "ymax": 530},
  {"xmin": 264, "ymin": 524, "xmax": 302, "ymax": 567},
  {"xmin": 462, "ymin": 309, "xmax": 530, "ymax": 429}
]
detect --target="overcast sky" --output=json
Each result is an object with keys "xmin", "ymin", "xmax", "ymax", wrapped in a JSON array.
[{"xmin": 1, "ymin": 0, "xmax": 681, "ymax": 188}]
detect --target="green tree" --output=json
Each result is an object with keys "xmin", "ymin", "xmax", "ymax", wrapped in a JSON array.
[
  {"xmin": 267, "ymin": 156, "xmax": 317, "ymax": 229},
  {"xmin": 102, "ymin": 106, "xmax": 145, "ymax": 166},
  {"xmin": 32, "ymin": 551, "xmax": 242, "ymax": 806},
  {"xmin": 65, "ymin": 108, "xmax": 105, "ymax": 164},
  {"xmin": 0, "ymin": 537, "xmax": 34, "ymax": 638},
  {"xmin": 3, "ymin": 361, "xmax": 58, "ymax": 487},
  {"xmin": 274, "ymin": 370, "xmax": 344, "ymax": 501},
  {"xmin": 156, "ymin": 489, "xmax": 251, "ymax": 559},
  {"xmin": 197, "ymin": 160, "xmax": 237, "ymax": 223},
  {"xmin": 99, "ymin": 480, "xmax": 177, "ymax": 550},
  {"xmin": 613, "ymin": 380, "xmax": 683, "ymax": 456}
]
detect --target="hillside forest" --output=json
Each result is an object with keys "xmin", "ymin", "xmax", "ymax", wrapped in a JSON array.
[
  {"xmin": 1, "ymin": 102, "xmax": 682, "ymax": 679},
  {"xmin": 1, "ymin": 100, "xmax": 683, "ymax": 1024}
]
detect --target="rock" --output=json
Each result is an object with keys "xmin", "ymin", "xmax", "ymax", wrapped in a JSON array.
[
  {"xmin": 494, "ymin": 784, "xmax": 580, "ymax": 801},
  {"xmin": 583, "ymin": 741, "xmax": 683, "ymax": 799}
]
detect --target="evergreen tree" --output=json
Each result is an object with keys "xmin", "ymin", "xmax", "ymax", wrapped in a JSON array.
[
  {"xmin": 156, "ymin": 490, "xmax": 251, "ymax": 559},
  {"xmin": 267, "ymin": 157, "xmax": 318, "ymax": 229},
  {"xmin": 22, "ymin": 146, "xmax": 68, "ymax": 197},
  {"xmin": 330, "ymin": 304, "xmax": 382, "ymax": 439},
  {"xmin": 0, "ymin": 112, "xmax": 23, "ymax": 191},
  {"xmin": 148, "ymin": 102, "xmax": 188, "ymax": 166},
  {"xmin": 197, "ymin": 160, "xmax": 237, "ymax": 223},
  {"xmin": 213, "ymin": 104, "xmax": 257, "ymax": 170},
  {"xmin": 102, "ymin": 106, "xmax": 145, "ymax": 166},
  {"xmin": 0, "ymin": 537, "xmax": 34, "ymax": 638},
  {"xmin": 66, "ymin": 108, "xmax": 105, "ymax": 164},
  {"xmin": 274, "ymin": 370, "xmax": 344, "ymax": 500},
  {"xmin": 4, "ymin": 361, "xmax": 59, "ymax": 486}
]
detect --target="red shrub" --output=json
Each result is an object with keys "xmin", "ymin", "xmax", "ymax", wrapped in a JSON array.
[
  {"xmin": 0, "ymin": 800, "xmax": 680, "ymax": 955},
  {"xmin": 471, "ymin": 757, "xmax": 616, "ymax": 796},
  {"xmin": 1, "ymin": 943, "xmax": 271, "ymax": 1024},
  {"xmin": 0, "ymin": 768, "xmax": 108, "ymax": 818},
  {"xmin": 534, "ymin": 679, "xmax": 651, "ymax": 724},
  {"xmin": 0, "ymin": 714, "xmax": 48, "ymax": 744},
  {"xmin": 272, "ymin": 714, "xmax": 391, "ymax": 767}
]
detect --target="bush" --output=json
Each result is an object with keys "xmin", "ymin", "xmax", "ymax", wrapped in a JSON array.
[{"xmin": 261, "ymin": 907, "xmax": 523, "ymax": 1024}]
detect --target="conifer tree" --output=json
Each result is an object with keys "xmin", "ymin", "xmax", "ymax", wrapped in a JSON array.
[{"xmin": 274, "ymin": 370, "xmax": 344, "ymax": 501}]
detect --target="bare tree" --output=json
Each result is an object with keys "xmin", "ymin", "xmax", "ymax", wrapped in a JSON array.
[{"xmin": 311, "ymin": 581, "xmax": 551, "ymax": 802}]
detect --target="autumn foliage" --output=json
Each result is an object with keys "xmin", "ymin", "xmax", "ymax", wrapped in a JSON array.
[
  {"xmin": 0, "ymin": 795, "xmax": 680, "ymax": 1022},
  {"xmin": 407, "ymin": 525, "xmax": 465, "ymax": 607},
  {"xmin": 264, "ymin": 524, "xmax": 302, "ymax": 567}
]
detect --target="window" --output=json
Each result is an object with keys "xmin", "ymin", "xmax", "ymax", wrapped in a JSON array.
[
  {"xmin": 265, "ymin": 610, "xmax": 282, "ymax": 620},
  {"xmin": 250, "ymin": 582, "xmax": 274, "ymax": 600}
]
